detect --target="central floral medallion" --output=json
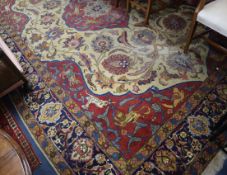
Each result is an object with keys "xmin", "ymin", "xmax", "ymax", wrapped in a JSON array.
[{"xmin": 102, "ymin": 54, "xmax": 130, "ymax": 75}]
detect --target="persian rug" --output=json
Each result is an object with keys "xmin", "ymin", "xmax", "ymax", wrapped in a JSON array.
[
  {"xmin": 0, "ymin": 98, "xmax": 40, "ymax": 171},
  {"xmin": 0, "ymin": 0, "xmax": 227, "ymax": 174}
]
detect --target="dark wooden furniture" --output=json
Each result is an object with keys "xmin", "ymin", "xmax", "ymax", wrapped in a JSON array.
[
  {"xmin": 0, "ymin": 129, "xmax": 32, "ymax": 175},
  {"xmin": 0, "ymin": 37, "xmax": 27, "ymax": 98}
]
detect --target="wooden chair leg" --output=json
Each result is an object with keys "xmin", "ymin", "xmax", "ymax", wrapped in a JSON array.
[
  {"xmin": 127, "ymin": 0, "xmax": 131, "ymax": 12},
  {"xmin": 157, "ymin": 0, "xmax": 166, "ymax": 10},
  {"xmin": 204, "ymin": 37, "xmax": 227, "ymax": 55},
  {"xmin": 144, "ymin": 0, "xmax": 152, "ymax": 25},
  {"xmin": 115, "ymin": 0, "xmax": 120, "ymax": 8},
  {"xmin": 184, "ymin": 17, "xmax": 198, "ymax": 53}
]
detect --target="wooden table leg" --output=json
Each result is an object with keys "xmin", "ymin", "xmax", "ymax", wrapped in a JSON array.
[
  {"xmin": 127, "ymin": 0, "xmax": 131, "ymax": 12},
  {"xmin": 115, "ymin": 0, "xmax": 120, "ymax": 8},
  {"xmin": 144, "ymin": 0, "xmax": 152, "ymax": 25}
]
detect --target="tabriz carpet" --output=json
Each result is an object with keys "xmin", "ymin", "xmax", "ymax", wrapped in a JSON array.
[
  {"xmin": 0, "ymin": 0, "xmax": 227, "ymax": 174},
  {"xmin": 0, "ymin": 98, "xmax": 40, "ymax": 171}
]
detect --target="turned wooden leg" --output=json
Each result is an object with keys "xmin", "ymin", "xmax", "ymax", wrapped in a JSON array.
[
  {"xmin": 115, "ymin": 0, "xmax": 120, "ymax": 8},
  {"xmin": 144, "ymin": 0, "xmax": 152, "ymax": 25},
  {"xmin": 127, "ymin": 0, "xmax": 131, "ymax": 12},
  {"xmin": 184, "ymin": 16, "xmax": 198, "ymax": 53}
]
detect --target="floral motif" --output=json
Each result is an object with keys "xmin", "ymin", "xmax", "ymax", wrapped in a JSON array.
[
  {"xmin": 163, "ymin": 14, "xmax": 187, "ymax": 31},
  {"xmin": 207, "ymin": 93, "xmax": 217, "ymax": 101},
  {"xmin": 29, "ymin": 74, "xmax": 39, "ymax": 85},
  {"xmin": 74, "ymin": 126, "xmax": 84, "ymax": 137},
  {"xmin": 191, "ymin": 139, "xmax": 202, "ymax": 151},
  {"xmin": 166, "ymin": 139, "xmax": 174, "ymax": 149},
  {"xmin": 143, "ymin": 161, "xmax": 155, "ymax": 172},
  {"xmin": 43, "ymin": 0, "xmax": 61, "ymax": 10},
  {"xmin": 95, "ymin": 153, "xmax": 106, "ymax": 165},
  {"xmin": 71, "ymin": 138, "xmax": 94, "ymax": 162},
  {"xmin": 186, "ymin": 151, "xmax": 194, "ymax": 159},
  {"xmin": 84, "ymin": 0, "xmax": 111, "ymax": 18},
  {"xmin": 46, "ymin": 27, "xmax": 63, "ymax": 40},
  {"xmin": 62, "ymin": 0, "xmax": 129, "ymax": 31},
  {"xmin": 30, "ymin": 102, "xmax": 39, "ymax": 111},
  {"xmin": 173, "ymin": 88, "xmax": 185, "ymax": 107},
  {"xmin": 138, "ymin": 71, "xmax": 157, "ymax": 85},
  {"xmin": 155, "ymin": 150, "xmax": 177, "ymax": 172},
  {"xmin": 40, "ymin": 13, "xmax": 55, "ymax": 25},
  {"xmin": 65, "ymin": 100, "xmax": 80, "ymax": 114},
  {"xmin": 216, "ymin": 84, "xmax": 227, "ymax": 101},
  {"xmin": 36, "ymin": 41, "xmax": 49, "ymax": 51},
  {"xmin": 61, "ymin": 119, "xmax": 69, "ymax": 127},
  {"xmin": 92, "ymin": 35, "xmax": 113, "ymax": 53},
  {"xmin": 64, "ymin": 35, "xmax": 84, "ymax": 50},
  {"xmin": 29, "ymin": 0, "xmax": 42, "ymax": 4},
  {"xmin": 52, "ymin": 86, "xmax": 65, "ymax": 98},
  {"xmin": 102, "ymin": 54, "xmax": 130, "ymax": 75},
  {"xmin": 30, "ymin": 33, "xmax": 42, "ymax": 43},
  {"xmin": 131, "ymin": 29, "xmax": 156, "ymax": 46},
  {"xmin": 187, "ymin": 115, "xmax": 210, "ymax": 137},
  {"xmin": 179, "ymin": 131, "xmax": 187, "ymax": 138},
  {"xmin": 38, "ymin": 102, "xmax": 62, "ymax": 124},
  {"xmin": 166, "ymin": 52, "xmax": 193, "ymax": 72},
  {"xmin": 47, "ymin": 126, "xmax": 57, "ymax": 137}
]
